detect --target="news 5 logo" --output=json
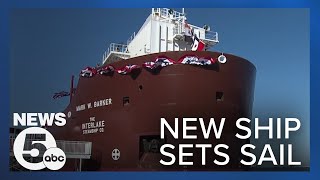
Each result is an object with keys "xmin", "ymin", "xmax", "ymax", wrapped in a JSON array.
[{"xmin": 13, "ymin": 127, "xmax": 66, "ymax": 170}]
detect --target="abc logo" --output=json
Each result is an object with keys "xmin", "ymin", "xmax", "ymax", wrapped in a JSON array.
[
  {"xmin": 44, "ymin": 154, "xmax": 65, "ymax": 162},
  {"xmin": 43, "ymin": 148, "xmax": 66, "ymax": 170}
]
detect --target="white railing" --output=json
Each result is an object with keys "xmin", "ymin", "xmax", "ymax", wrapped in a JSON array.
[
  {"xmin": 108, "ymin": 43, "xmax": 129, "ymax": 54},
  {"xmin": 102, "ymin": 43, "xmax": 130, "ymax": 63},
  {"xmin": 173, "ymin": 23, "xmax": 219, "ymax": 42},
  {"xmin": 152, "ymin": 8, "xmax": 184, "ymax": 20},
  {"xmin": 204, "ymin": 31, "xmax": 218, "ymax": 41},
  {"xmin": 102, "ymin": 32, "xmax": 135, "ymax": 64},
  {"xmin": 57, "ymin": 140, "xmax": 92, "ymax": 156}
]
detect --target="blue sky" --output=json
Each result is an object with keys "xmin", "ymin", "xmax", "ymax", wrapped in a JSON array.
[{"xmin": 10, "ymin": 8, "xmax": 309, "ymax": 165}]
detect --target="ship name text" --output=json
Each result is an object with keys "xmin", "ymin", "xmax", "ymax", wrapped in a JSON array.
[{"xmin": 76, "ymin": 98, "xmax": 112, "ymax": 112}]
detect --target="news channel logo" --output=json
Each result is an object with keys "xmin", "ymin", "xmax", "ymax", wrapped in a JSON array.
[{"xmin": 12, "ymin": 113, "xmax": 67, "ymax": 171}]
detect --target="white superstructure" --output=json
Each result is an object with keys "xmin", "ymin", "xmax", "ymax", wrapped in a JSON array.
[{"xmin": 102, "ymin": 8, "xmax": 219, "ymax": 64}]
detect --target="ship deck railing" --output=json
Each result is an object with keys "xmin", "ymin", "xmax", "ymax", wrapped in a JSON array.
[
  {"xmin": 173, "ymin": 24, "xmax": 219, "ymax": 46},
  {"xmin": 103, "ymin": 43, "xmax": 131, "ymax": 64},
  {"xmin": 152, "ymin": 8, "xmax": 185, "ymax": 20},
  {"xmin": 202, "ymin": 31, "xmax": 219, "ymax": 45},
  {"xmin": 9, "ymin": 136, "xmax": 92, "ymax": 159}
]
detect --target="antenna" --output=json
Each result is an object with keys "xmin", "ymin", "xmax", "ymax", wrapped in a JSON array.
[{"xmin": 182, "ymin": 8, "xmax": 185, "ymax": 15}]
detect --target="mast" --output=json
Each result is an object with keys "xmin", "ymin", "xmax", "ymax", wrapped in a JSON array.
[{"xmin": 70, "ymin": 75, "xmax": 74, "ymax": 103}]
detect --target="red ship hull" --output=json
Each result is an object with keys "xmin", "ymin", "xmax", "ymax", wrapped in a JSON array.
[{"xmin": 50, "ymin": 51, "xmax": 256, "ymax": 171}]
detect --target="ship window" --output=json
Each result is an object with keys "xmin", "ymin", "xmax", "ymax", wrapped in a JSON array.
[
  {"xmin": 123, "ymin": 96, "xmax": 130, "ymax": 106},
  {"xmin": 216, "ymin": 92, "xmax": 224, "ymax": 102},
  {"xmin": 139, "ymin": 135, "xmax": 166, "ymax": 159}
]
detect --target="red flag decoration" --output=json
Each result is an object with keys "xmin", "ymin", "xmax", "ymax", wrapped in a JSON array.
[
  {"xmin": 191, "ymin": 35, "xmax": 205, "ymax": 51},
  {"xmin": 116, "ymin": 65, "xmax": 140, "ymax": 75},
  {"xmin": 98, "ymin": 65, "xmax": 115, "ymax": 75},
  {"xmin": 80, "ymin": 67, "xmax": 97, "ymax": 77},
  {"xmin": 53, "ymin": 91, "xmax": 70, "ymax": 99},
  {"xmin": 178, "ymin": 55, "xmax": 217, "ymax": 66},
  {"xmin": 142, "ymin": 62, "xmax": 155, "ymax": 69},
  {"xmin": 198, "ymin": 57, "xmax": 217, "ymax": 65},
  {"xmin": 143, "ymin": 56, "xmax": 175, "ymax": 70}
]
